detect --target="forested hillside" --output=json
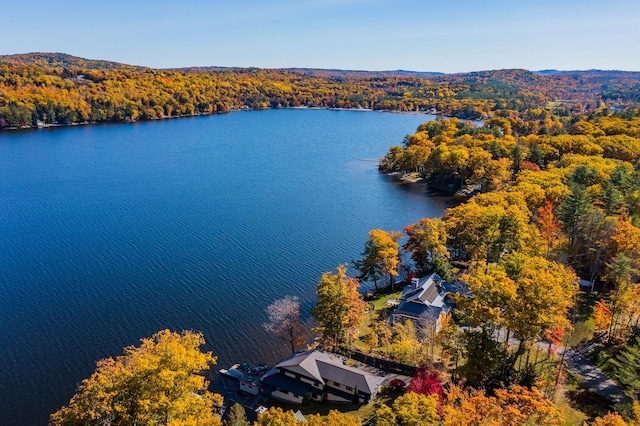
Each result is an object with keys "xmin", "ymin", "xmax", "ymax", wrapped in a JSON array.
[
  {"xmin": 370, "ymin": 108, "xmax": 640, "ymax": 424},
  {"xmin": 5, "ymin": 52, "xmax": 640, "ymax": 424},
  {"xmin": 3, "ymin": 52, "xmax": 640, "ymax": 129}
]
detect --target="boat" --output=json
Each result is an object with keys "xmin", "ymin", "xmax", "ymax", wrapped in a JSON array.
[
  {"xmin": 219, "ymin": 363, "xmax": 270, "ymax": 381},
  {"xmin": 219, "ymin": 363, "xmax": 244, "ymax": 379},
  {"xmin": 219, "ymin": 363, "xmax": 271, "ymax": 395}
]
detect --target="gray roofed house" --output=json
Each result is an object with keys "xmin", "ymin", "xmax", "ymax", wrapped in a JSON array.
[
  {"xmin": 261, "ymin": 350, "xmax": 385, "ymax": 405},
  {"xmin": 391, "ymin": 272, "xmax": 465, "ymax": 330}
]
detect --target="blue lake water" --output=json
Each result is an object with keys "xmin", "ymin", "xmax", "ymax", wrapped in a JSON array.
[{"xmin": 0, "ymin": 109, "xmax": 454, "ymax": 425}]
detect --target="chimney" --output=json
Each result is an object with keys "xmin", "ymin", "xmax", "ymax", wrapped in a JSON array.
[{"xmin": 411, "ymin": 277, "xmax": 420, "ymax": 289}]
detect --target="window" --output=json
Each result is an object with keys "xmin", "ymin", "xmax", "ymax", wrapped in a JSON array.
[
  {"xmin": 346, "ymin": 386, "xmax": 353, "ymax": 391},
  {"xmin": 333, "ymin": 381, "xmax": 340, "ymax": 387}
]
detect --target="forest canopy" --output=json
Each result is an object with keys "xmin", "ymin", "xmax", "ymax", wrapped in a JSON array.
[{"xmin": 3, "ymin": 52, "xmax": 640, "ymax": 129}]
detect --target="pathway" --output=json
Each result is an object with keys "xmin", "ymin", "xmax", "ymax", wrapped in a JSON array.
[
  {"xmin": 494, "ymin": 328, "xmax": 632, "ymax": 405},
  {"xmin": 560, "ymin": 348, "xmax": 632, "ymax": 405}
]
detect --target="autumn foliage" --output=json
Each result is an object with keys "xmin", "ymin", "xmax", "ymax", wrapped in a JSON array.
[
  {"xmin": 311, "ymin": 265, "xmax": 365, "ymax": 349},
  {"xmin": 593, "ymin": 299, "xmax": 614, "ymax": 332},
  {"xmin": 263, "ymin": 295, "xmax": 305, "ymax": 354},
  {"xmin": 441, "ymin": 384, "xmax": 564, "ymax": 426},
  {"xmin": 407, "ymin": 368, "xmax": 444, "ymax": 403},
  {"xmin": 50, "ymin": 329, "xmax": 222, "ymax": 426}
]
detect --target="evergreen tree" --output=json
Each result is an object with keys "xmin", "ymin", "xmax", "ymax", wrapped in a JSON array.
[
  {"xmin": 224, "ymin": 403, "xmax": 250, "ymax": 426},
  {"xmin": 558, "ymin": 185, "xmax": 593, "ymax": 261},
  {"xmin": 609, "ymin": 336, "xmax": 640, "ymax": 399}
]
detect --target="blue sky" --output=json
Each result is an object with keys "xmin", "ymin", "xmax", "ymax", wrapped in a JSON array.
[{"xmin": 2, "ymin": 0, "xmax": 639, "ymax": 73}]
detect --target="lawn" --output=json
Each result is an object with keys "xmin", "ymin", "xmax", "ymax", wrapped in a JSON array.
[{"xmin": 354, "ymin": 290, "xmax": 402, "ymax": 351}]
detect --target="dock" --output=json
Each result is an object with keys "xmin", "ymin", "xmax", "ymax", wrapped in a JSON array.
[{"xmin": 215, "ymin": 363, "xmax": 272, "ymax": 412}]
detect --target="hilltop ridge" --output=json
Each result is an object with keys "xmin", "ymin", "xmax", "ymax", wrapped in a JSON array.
[{"xmin": 2, "ymin": 52, "xmax": 640, "ymax": 129}]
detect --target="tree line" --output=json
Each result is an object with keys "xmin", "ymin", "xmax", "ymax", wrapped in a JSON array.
[
  {"xmin": 4, "ymin": 52, "xmax": 640, "ymax": 130},
  {"xmin": 51, "ymin": 109, "xmax": 640, "ymax": 424},
  {"xmin": 305, "ymin": 108, "xmax": 640, "ymax": 423}
]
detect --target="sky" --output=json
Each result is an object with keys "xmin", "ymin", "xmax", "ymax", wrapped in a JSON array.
[{"xmin": 2, "ymin": 0, "xmax": 640, "ymax": 73}]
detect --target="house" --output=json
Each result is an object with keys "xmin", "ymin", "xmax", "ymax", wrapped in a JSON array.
[
  {"xmin": 260, "ymin": 350, "xmax": 385, "ymax": 405},
  {"xmin": 391, "ymin": 272, "xmax": 466, "ymax": 330}
]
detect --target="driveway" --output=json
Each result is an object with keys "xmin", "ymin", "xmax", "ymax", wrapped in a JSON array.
[{"xmin": 560, "ymin": 348, "xmax": 632, "ymax": 405}]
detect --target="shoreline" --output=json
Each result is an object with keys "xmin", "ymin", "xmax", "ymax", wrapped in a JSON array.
[
  {"xmin": 0, "ymin": 106, "xmax": 481, "ymax": 133},
  {"xmin": 380, "ymin": 170, "xmax": 477, "ymax": 198}
]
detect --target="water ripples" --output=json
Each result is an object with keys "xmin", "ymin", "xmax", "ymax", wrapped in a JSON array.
[{"xmin": 0, "ymin": 110, "xmax": 450, "ymax": 425}]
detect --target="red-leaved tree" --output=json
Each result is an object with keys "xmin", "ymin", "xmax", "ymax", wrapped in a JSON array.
[{"xmin": 407, "ymin": 367, "xmax": 443, "ymax": 404}]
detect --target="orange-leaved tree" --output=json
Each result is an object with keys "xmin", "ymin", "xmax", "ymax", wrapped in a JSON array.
[{"xmin": 441, "ymin": 384, "xmax": 563, "ymax": 426}]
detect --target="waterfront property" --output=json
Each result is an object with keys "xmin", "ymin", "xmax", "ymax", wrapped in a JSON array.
[
  {"xmin": 391, "ymin": 273, "xmax": 467, "ymax": 331},
  {"xmin": 0, "ymin": 109, "xmax": 448, "ymax": 425},
  {"xmin": 261, "ymin": 350, "xmax": 385, "ymax": 405}
]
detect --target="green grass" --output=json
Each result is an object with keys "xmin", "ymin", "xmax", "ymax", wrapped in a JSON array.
[
  {"xmin": 268, "ymin": 394, "xmax": 398, "ymax": 420},
  {"xmin": 354, "ymin": 290, "xmax": 403, "ymax": 351},
  {"xmin": 560, "ymin": 371, "xmax": 615, "ymax": 423},
  {"xmin": 557, "ymin": 390, "xmax": 589, "ymax": 426},
  {"xmin": 574, "ymin": 291, "xmax": 598, "ymax": 323},
  {"xmin": 370, "ymin": 290, "xmax": 403, "ymax": 311}
]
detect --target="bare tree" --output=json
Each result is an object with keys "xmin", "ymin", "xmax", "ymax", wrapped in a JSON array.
[{"xmin": 263, "ymin": 295, "xmax": 305, "ymax": 354}]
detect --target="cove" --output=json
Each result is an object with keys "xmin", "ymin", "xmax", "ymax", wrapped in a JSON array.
[{"xmin": 0, "ymin": 109, "xmax": 454, "ymax": 425}]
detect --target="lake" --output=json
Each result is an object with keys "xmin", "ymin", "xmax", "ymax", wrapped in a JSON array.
[{"xmin": 0, "ymin": 109, "xmax": 454, "ymax": 425}]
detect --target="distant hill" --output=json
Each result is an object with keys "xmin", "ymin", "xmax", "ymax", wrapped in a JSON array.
[
  {"xmin": 280, "ymin": 68, "xmax": 446, "ymax": 79},
  {"xmin": 2, "ymin": 52, "xmax": 639, "ymax": 82},
  {"xmin": 0, "ymin": 52, "xmax": 146, "ymax": 70},
  {"xmin": 3, "ymin": 52, "xmax": 640, "ymax": 129},
  {"xmin": 172, "ymin": 66, "xmax": 445, "ymax": 79}
]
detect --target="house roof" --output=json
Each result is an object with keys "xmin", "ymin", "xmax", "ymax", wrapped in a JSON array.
[
  {"xmin": 401, "ymin": 272, "xmax": 446, "ymax": 308},
  {"xmin": 274, "ymin": 350, "xmax": 331, "ymax": 383},
  {"xmin": 393, "ymin": 300, "xmax": 450, "ymax": 322},
  {"xmin": 272, "ymin": 350, "xmax": 385, "ymax": 395},
  {"xmin": 393, "ymin": 273, "xmax": 470, "ymax": 325},
  {"xmin": 317, "ymin": 360, "xmax": 385, "ymax": 395}
]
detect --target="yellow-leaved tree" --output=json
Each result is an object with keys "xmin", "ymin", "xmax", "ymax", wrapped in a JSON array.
[
  {"xmin": 353, "ymin": 229, "xmax": 402, "ymax": 290},
  {"xmin": 392, "ymin": 391, "xmax": 440, "ymax": 426},
  {"xmin": 311, "ymin": 264, "xmax": 365, "ymax": 349},
  {"xmin": 50, "ymin": 329, "xmax": 222, "ymax": 426},
  {"xmin": 255, "ymin": 407, "xmax": 305, "ymax": 426},
  {"xmin": 307, "ymin": 410, "xmax": 361, "ymax": 426},
  {"xmin": 460, "ymin": 253, "xmax": 578, "ymax": 373},
  {"xmin": 403, "ymin": 217, "xmax": 451, "ymax": 279}
]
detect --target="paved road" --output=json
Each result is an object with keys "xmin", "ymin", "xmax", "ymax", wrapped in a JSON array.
[
  {"xmin": 493, "ymin": 328, "xmax": 632, "ymax": 405},
  {"xmin": 560, "ymin": 348, "xmax": 632, "ymax": 405}
]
